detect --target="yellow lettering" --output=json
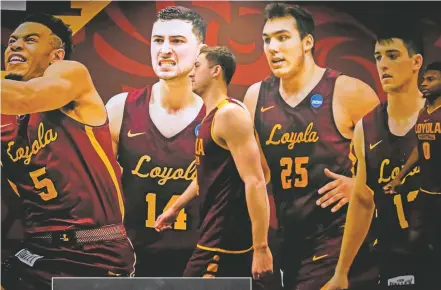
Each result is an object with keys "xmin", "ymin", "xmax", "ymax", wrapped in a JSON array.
[
  {"xmin": 435, "ymin": 123, "xmax": 441, "ymax": 134},
  {"xmin": 378, "ymin": 159, "xmax": 391, "ymax": 183},
  {"xmin": 171, "ymin": 168, "xmax": 185, "ymax": 180},
  {"xmin": 378, "ymin": 158, "xmax": 420, "ymax": 184},
  {"xmin": 265, "ymin": 122, "xmax": 319, "ymax": 150},
  {"xmin": 6, "ymin": 123, "xmax": 58, "ymax": 165},
  {"xmin": 195, "ymin": 138, "xmax": 205, "ymax": 156},
  {"xmin": 131, "ymin": 155, "xmax": 152, "ymax": 178},
  {"xmin": 157, "ymin": 168, "xmax": 174, "ymax": 185},
  {"xmin": 131, "ymin": 155, "xmax": 197, "ymax": 185},
  {"xmin": 265, "ymin": 124, "xmax": 282, "ymax": 146}
]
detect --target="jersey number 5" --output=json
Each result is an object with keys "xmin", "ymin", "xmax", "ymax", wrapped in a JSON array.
[
  {"xmin": 393, "ymin": 190, "xmax": 418, "ymax": 229},
  {"xmin": 30, "ymin": 167, "xmax": 58, "ymax": 201},
  {"xmin": 280, "ymin": 157, "xmax": 309, "ymax": 189},
  {"xmin": 145, "ymin": 193, "xmax": 187, "ymax": 230}
]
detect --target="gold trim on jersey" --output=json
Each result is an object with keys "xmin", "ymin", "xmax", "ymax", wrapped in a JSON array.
[
  {"xmin": 427, "ymin": 104, "xmax": 441, "ymax": 115},
  {"xmin": 85, "ymin": 126, "xmax": 125, "ymax": 221},
  {"xmin": 348, "ymin": 139, "xmax": 357, "ymax": 177},
  {"xmin": 420, "ymin": 188, "xmax": 441, "ymax": 195},
  {"xmin": 6, "ymin": 179, "xmax": 20, "ymax": 197},
  {"xmin": 197, "ymin": 244, "xmax": 253, "ymax": 254},
  {"xmin": 210, "ymin": 99, "xmax": 230, "ymax": 150}
]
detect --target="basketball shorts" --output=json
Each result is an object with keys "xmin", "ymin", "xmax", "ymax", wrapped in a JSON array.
[
  {"xmin": 280, "ymin": 225, "xmax": 378, "ymax": 290},
  {"xmin": 1, "ymin": 231, "xmax": 135, "ymax": 290},
  {"xmin": 133, "ymin": 247, "xmax": 194, "ymax": 277}
]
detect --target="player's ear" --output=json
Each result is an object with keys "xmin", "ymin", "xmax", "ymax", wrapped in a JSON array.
[
  {"xmin": 412, "ymin": 53, "xmax": 423, "ymax": 72},
  {"xmin": 303, "ymin": 34, "xmax": 314, "ymax": 54},
  {"xmin": 50, "ymin": 48, "xmax": 65, "ymax": 65},
  {"xmin": 212, "ymin": 64, "xmax": 222, "ymax": 79}
]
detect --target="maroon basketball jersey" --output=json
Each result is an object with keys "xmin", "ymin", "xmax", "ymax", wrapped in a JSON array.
[
  {"xmin": 363, "ymin": 102, "xmax": 420, "ymax": 253},
  {"xmin": 195, "ymin": 98, "xmax": 252, "ymax": 252},
  {"xmin": 1, "ymin": 111, "xmax": 125, "ymax": 234},
  {"xmin": 415, "ymin": 104, "xmax": 441, "ymax": 194},
  {"xmin": 118, "ymin": 86, "xmax": 205, "ymax": 252},
  {"xmin": 255, "ymin": 69, "xmax": 353, "ymax": 240}
]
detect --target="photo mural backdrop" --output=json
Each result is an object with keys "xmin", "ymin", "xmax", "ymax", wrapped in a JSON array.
[{"xmin": 1, "ymin": 1, "xmax": 440, "ymax": 257}]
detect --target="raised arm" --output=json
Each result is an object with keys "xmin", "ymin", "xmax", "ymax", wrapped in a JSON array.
[
  {"xmin": 1, "ymin": 60, "xmax": 98, "ymax": 115},
  {"xmin": 214, "ymin": 102, "xmax": 273, "ymax": 279}
]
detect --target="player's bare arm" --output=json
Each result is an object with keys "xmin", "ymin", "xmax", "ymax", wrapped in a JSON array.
[
  {"xmin": 214, "ymin": 103, "xmax": 273, "ymax": 279},
  {"xmin": 384, "ymin": 146, "xmax": 419, "ymax": 194},
  {"xmin": 106, "ymin": 92, "xmax": 128, "ymax": 155},
  {"xmin": 154, "ymin": 179, "xmax": 199, "ymax": 232},
  {"xmin": 317, "ymin": 77, "xmax": 380, "ymax": 212},
  {"xmin": 323, "ymin": 120, "xmax": 375, "ymax": 290},
  {"xmin": 1, "ymin": 60, "xmax": 104, "ymax": 122},
  {"xmin": 243, "ymin": 82, "xmax": 271, "ymax": 184}
]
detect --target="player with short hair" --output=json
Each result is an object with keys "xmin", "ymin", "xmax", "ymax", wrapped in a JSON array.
[
  {"xmin": 1, "ymin": 13, "xmax": 135, "ymax": 290},
  {"xmin": 243, "ymin": 3, "xmax": 380, "ymax": 289},
  {"xmin": 106, "ymin": 6, "xmax": 207, "ymax": 277},
  {"xmin": 155, "ymin": 46, "xmax": 273, "ymax": 282}
]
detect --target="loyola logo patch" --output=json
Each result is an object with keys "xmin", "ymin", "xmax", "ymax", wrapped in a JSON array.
[{"xmin": 388, "ymin": 275, "xmax": 415, "ymax": 286}]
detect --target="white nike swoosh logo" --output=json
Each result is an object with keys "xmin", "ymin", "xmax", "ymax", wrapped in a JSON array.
[{"xmin": 1, "ymin": 123, "xmax": 12, "ymax": 128}]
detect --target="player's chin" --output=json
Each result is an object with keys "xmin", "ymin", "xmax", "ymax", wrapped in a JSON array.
[{"xmin": 271, "ymin": 67, "xmax": 292, "ymax": 79}]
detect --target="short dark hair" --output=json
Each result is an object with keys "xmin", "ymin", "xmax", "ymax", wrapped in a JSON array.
[
  {"xmin": 426, "ymin": 62, "xmax": 441, "ymax": 73},
  {"xmin": 21, "ymin": 13, "xmax": 73, "ymax": 60},
  {"xmin": 264, "ymin": 3, "xmax": 315, "ymax": 53},
  {"xmin": 200, "ymin": 46, "xmax": 236, "ymax": 85},
  {"xmin": 156, "ymin": 6, "xmax": 206, "ymax": 43},
  {"xmin": 376, "ymin": 25, "xmax": 424, "ymax": 58}
]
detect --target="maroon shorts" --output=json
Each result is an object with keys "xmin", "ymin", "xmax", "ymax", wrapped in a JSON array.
[
  {"xmin": 183, "ymin": 246, "xmax": 280, "ymax": 290},
  {"xmin": 183, "ymin": 246, "xmax": 253, "ymax": 278},
  {"xmin": 133, "ymin": 248, "xmax": 194, "ymax": 277},
  {"xmin": 281, "ymin": 226, "xmax": 378, "ymax": 290},
  {"xmin": 1, "ymin": 238, "xmax": 136, "ymax": 290},
  {"xmin": 409, "ymin": 191, "xmax": 441, "ymax": 255}
]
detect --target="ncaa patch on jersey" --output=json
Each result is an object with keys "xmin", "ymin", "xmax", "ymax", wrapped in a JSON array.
[
  {"xmin": 195, "ymin": 124, "xmax": 201, "ymax": 136},
  {"xmin": 310, "ymin": 94, "xmax": 324, "ymax": 108},
  {"xmin": 15, "ymin": 248, "xmax": 44, "ymax": 267}
]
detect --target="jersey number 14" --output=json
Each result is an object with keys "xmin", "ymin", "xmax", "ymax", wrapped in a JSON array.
[{"xmin": 145, "ymin": 193, "xmax": 187, "ymax": 230}]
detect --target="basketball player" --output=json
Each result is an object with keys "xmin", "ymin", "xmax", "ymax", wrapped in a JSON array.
[
  {"xmin": 1, "ymin": 13, "xmax": 135, "ymax": 290},
  {"xmin": 106, "ymin": 6, "xmax": 206, "ymax": 277},
  {"xmin": 243, "ymin": 3, "xmax": 380, "ymax": 289},
  {"xmin": 383, "ymin": 61, "xmax": 441, "ymax": 281},
  {"xmin": 325, "ymin": 31, "xmax": 431, "ymax": 290},
  {"xmin": 155, "ymin": 46, "xmax": 273, "ymax": 280}
]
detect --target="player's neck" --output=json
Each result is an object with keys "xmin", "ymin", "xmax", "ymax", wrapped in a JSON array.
[
  {"xmin": 155, "ymin": 77, "xmax": 197, "ymax": 112},
  {"xmin": 387, "ymin": 82, "xmax": 424, "ymax": 120},
  {"xmin": 428, "ymin": 96, "xmax": 441, "ymax": 112},
  {"xmin": 202, "ymin": 83, "xmax": 228, "ymax": 115},
  {"xmin": 279, "ymin": 59, "xmax": 324, "ymax": 101}
]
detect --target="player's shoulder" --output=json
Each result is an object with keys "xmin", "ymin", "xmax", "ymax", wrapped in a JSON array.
[
  {"xmin": 216, "ymin": 99, "xmax": 252, "ymax": 129},
  {"xmin": 44, "ymin": 60, "xmax": 90, "ymax": 78},
  {"xmin": 106, "ymin": 92, "xmax": 129, "ymax": 109},
  {"xmin": 244, "ymin": 82, "xmax": 263, "ymax": 101},
  {"xmin": 335, "ymin": 75, "xmax": 373, "ymax": 94}
]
